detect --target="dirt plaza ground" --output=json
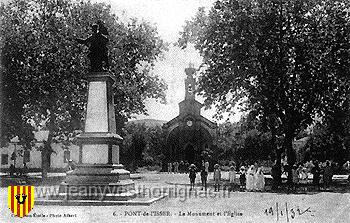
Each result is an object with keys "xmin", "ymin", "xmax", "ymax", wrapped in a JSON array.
[{"xmin": 0, "ymin": 172, "xmax": 349, "ymax": 223}]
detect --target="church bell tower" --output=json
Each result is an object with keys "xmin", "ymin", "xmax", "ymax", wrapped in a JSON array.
[{"xmin": 185, "ymin": 63, "xmax": 196, "ymax": 100}]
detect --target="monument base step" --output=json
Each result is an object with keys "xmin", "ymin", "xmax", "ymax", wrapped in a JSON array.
[
  {"xmin": 59, "ymin": 180, "xmax": 135, "ymax": 195},
  {"xmin": 65, "ymin": 164, "xmax": 131, "ymax": 184},
  {"xmin": 35, "ymin": 191, "xmax": 168, "ymax": 206},
  {"xmin": 46, "ymin": 191, "xmax": 139, "ymax": 201}
]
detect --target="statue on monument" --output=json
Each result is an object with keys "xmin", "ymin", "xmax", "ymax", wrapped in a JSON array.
[{"xmin": 75, "ymin": 21, "xmax": 109, "ymax": 72}]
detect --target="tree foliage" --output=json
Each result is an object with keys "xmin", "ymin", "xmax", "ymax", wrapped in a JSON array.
[
  {"xmin": 179, "ymin": 0, "xmax": 350, "ymax": 177},
  {"xmin": 1, "ymin": 0, "xmax": 167, "ymax": 176},
  {"xmin": 306, "ymin": 99, "xmax": 350, "ymax": 163},
  {"xmin": 216, "ymin": 114, "xmax": 274, "ymax": 164},
  {"xmin": 121, "ymin": 123, "xmax": 166, "ymax": 171}
]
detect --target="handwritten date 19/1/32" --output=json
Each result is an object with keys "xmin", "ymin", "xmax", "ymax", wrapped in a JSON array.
[{"xmin": 264, "ymin": 202, "xmax": 315, "ymax": 222}]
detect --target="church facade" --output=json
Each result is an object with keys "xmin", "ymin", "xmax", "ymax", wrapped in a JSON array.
[{"xmin": 162, "ymin": 66, "xmax": 217, "ymax": 165}]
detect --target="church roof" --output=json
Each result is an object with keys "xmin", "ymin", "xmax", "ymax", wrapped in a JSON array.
[
  {"xmin": 163, "ymin": 65, "xmax": 217, "ymax": 130},
  {"xmin": 163, "ymin": 111, "xmax": 217, "ymax": 130}
]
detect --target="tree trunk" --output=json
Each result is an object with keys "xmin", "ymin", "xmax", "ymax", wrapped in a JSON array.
[
  {"xmin": 271, "ymin": 125, "xmax": 282, "ymax": 188},
  {"xmin": 275, "ymin": 145, "xmax": 282, "ymax": 185},
  {"xmin": 284, "ymin": 131, "xmax": 295, "ymax": 187},
  {"xmin": 42, "ymin": 111, "xmax": 55, "ymax": 180},
  {"xmin": 0, "ymin": 68, "xmax": 3, "ymax": 147},
  {"xmin": 41, "ymin": 145, "xmax": 48, "ymax": 180}
]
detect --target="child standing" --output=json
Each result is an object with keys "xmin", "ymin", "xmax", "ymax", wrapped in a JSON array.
[
  {"xmin": 246, "ymin": 165, "xmax": 256, "ymax": 191},
  {"xmin": 189, "ymin": 164, "xmax": 197, "ymax": 190},
  {"xmin": 311, "ymin": 161, "xmax": 321, "ymax": 190},
  {"xmin": 298, "ymin": 164, "xmax": 308, "ymax": 192},
  {"xmin": 200, "ymin": 168, "xmax": 208, "ymax": 190},
  {"xmin": 204, "ymin": 161, "xmax": 209, "ymax": 173},
  {"xmin": 292, "ymin": 164, "xmax": 299, "ymax": 191},
  {"xmin": 168, "ymin": 162, "xmax": 172, "ymax": 174},
  {"xmin": 255, "ymin": 166, "xmax": 265, "ymax": 191},
  {"xmin": 228, "ymin": 166, "xmax": 236, "ymax": 192},
  {"xmin": 239, "ymin": 166, "xmax": 246, "ymax": 192},
  {"xmin": 213, "ymin": 164, "xmax": 221, "ymax": 192},
  {"xmin": 174, "ymin": 161, "xmax": 179, "ymax": 173}
]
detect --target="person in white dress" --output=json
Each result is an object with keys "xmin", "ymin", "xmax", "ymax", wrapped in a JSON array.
[
  {"xmin": 204, "ymin": 161, "xmax": 209, "ymax": 173},
  {"xmin": 246, "ymin": 165, "xmax": 256, "ymax": 191},
  {"xmin": 298, "ymin": 164, "xmax": 308, "ymax": 191},
  {"xmin": 255, "ymin": 166, "xmax": 265, "ymax": 191},
  {"xmin": 228, "ymin": 166, "xmax": 236, "ymax": 192}
]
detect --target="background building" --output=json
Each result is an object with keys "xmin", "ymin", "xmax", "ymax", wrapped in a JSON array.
[
  {"xmin": 0, "ymin": 132, "xmax": 79, "ymax": 172},
  {"xmin": 162, "ymin": 65, "xmax": 217, "ymax": 165}
]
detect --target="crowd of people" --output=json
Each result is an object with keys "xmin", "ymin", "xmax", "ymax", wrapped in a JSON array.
[
  {"xmin": 183, "ymin": 161, "xmax": 266, "ymax": 192},
  {"xmin": 246, "ymin": 164, "xmax": 265, "ymax": 191},
  {"xmin": 167, "ymin": 160, "xmax": 210, "ymax": 174},
  {"xmin": 273, "ymin": 159, "xmax": 350, "ymax": 191},
  {"xmin": 179, "ymin": 159, "xmax": 350, "ymax": 192},
  {"xmin": 8, "ymin": 163, "xmax": 28, "ymax": 177},
  {"xmin": 167, "ymin": 161, "xmax": 188, "ymax": 174}
]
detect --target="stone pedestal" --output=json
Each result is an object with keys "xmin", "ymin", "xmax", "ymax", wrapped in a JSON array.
[{"xmin": 60, "ymin": 72, "xmax": 135, "ymax": 200}]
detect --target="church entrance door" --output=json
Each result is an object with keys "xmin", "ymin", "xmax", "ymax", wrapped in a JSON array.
[{"xmin": 184, "ymin": 144, "xmax": 195, "ymax": 165}]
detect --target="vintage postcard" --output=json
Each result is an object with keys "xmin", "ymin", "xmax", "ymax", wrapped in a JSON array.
[{"xmin": 1, "ymin": 0, "xmax": 350, "ymax": 222}]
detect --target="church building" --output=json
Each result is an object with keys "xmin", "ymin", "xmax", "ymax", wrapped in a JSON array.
[{"xmin": 162, "ymin": 65, "xmax": 217, "ymax": 165}]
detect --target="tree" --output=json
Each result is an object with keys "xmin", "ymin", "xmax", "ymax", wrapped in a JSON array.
[
  {"xmin": 307, "ymin": 98, "xmax": 350, "ymax": 164},
  {"xmin": 216, "ymin": 113, "xmax": 274, "ymax": 165},
  {"xmin": 216, "ymin": 121, "xmax": 241, "ymax": 156},
  {"xmin": 121, "ymin": 123, "xmax": 166, "ymax": 171},
  {"xmin": 1, "ymin": 0, "xmax": 167, "ymax": 178},
  {"xmin": 179, "ymin": 0, "xmax": 350, "ymax": 184},
  {"xmin": 235, "ymin": 129, "xmax": 274, "ymax": 163}
]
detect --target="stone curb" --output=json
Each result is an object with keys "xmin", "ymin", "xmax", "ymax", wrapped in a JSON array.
[{"xmin": 34, "ymin": 193, "xmax": 167, "ymax": 206}]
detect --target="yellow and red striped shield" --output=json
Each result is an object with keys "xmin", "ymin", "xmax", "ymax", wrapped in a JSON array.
[{"xmin": 8, "ymin": 186, "xmax": 34, "ymax": 218}]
